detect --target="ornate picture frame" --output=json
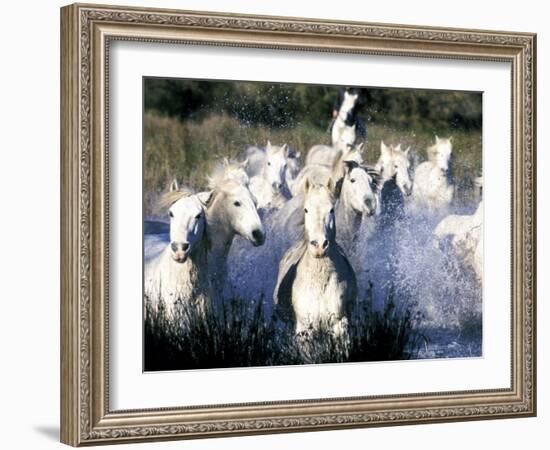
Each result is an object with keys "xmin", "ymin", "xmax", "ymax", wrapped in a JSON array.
[{"xmin": 60, "ymin": 3, "xmax": 536, "ymax": 446}]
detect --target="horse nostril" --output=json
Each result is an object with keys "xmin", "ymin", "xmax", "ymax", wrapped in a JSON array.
[
  {"xmin": 170, "ymin": 242, "xmax": 178, "ymax": 252},
  {"xmin": 322, "ymin": 240, "xmax": 329, "ymax": 249},
  {"xmin": 181, "ymin": 242, "xmax": 190, "ymax": 251},
  {"xmin": 310, "ymin": 240, "xmax": 318, "ymax": 248}
]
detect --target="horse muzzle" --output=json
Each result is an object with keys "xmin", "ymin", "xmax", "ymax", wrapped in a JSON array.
[
  {"xmin": 171, "ymin": 252, "xmax": 189, "ymax": 263},
  {"xmin": 251, "ymin": 228, "xmax": 266, "ymax": 247},
  {"xmin": 309, "ymin": 239, "xmax": 329, "ymax": 258},
  {"xmin": 364, "ymin": 198, "xmax": 377, "ymax": 216},
  {"xmin": 271, "ymin": 181, "xmax": 283, "ymax": 192},
  {"xmin": 170, "ymin": 242, "xmax": 190, "ymax": 263}
]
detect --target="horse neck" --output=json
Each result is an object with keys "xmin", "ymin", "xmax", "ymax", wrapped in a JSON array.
[
  {"xmin": 336, "ymin": 190, "xmax": 362, "ymax": 237},
  {"xmin": 379, "ymin": 168, "xmax": 395, "ymax": 185},
  {"xmin": 205, "ymin": 199, "xmax": 235, "ymax": 259},
  {"xmin": 163, "ymin": 240, "xmax": 208, "ymax": 283},
  {"xmin": 426, "ymin": 160, "xmax": 451, "ymax": 186},
  {"xmin": 299, "ymin": 244, "xmax": 337, "ymax": 271}
]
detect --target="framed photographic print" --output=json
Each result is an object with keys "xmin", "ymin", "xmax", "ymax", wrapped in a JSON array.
[{"xmin": 60, "ymin": 3, "xmax": 537, "ymax": 446}]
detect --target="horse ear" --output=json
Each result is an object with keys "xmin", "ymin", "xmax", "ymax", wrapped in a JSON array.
[
  {"xmin": 295, "ymin": 151, "xmax": 301, "ymax": 159},
  {"xmin": 449, "ymin": 136, "xmax": 453, "ymax": 143},
  {"xmin": 281, "ymin": 143, "xmax": 289, "ymax": 156},
  {"xmin": 240, "ymin": 158, "xmax": 249, "ymax": 169},
  {"xmin": 395, "ymin": 143, "xmax": 402, "ymax": 152},
  {"xmin": 435, "ymin": 135, "xmax": 440, "ymax": 143},
  {"xmin": 266, "ymin": 140, "xmax": 272, "ymax": 149},
  {"xmin": 356, "ymin": 142, "xmax": 364, "ymax": 153},
  {"xmin": 381, "ymin": 141, "xmax": 389, "ymax": 155},
  {"xmin": 404, "ymin": 146, "xmax": 411, "ymax": 155},
  {"xmin": 197, "ymin": 190, "xmax": 214, "ymax": 207},
  {"xmin": 169, "ymin": 179, "xmax": 179, "ymax": 192},
  {"xmin": 222, "ymin": 157, "xmax": 230, "ymax": 167},
  {"xmin": 304, "ymin": 178, "xmax": 311, "ymax": 195}
]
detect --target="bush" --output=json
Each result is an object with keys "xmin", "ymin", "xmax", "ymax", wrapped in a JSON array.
[{"xmin": 143, "ymin": 289, "xmax": 425, "ymax": 371}]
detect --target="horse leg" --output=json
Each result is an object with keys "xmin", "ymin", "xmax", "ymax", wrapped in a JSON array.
[{"xmin": 332, "ymin": 317, "xmax": 351, "ymax": 357}]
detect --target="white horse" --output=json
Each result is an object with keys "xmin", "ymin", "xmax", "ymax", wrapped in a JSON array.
[
  {"xmin": 410, "ymin": 136, "xmax": 454, "ymax": 214},
  {"xmin": 274, "ymin": 180, "xmax": 357, "ymax": 337},
  {"xmin": 207, "ymin": 157, "xmax": 249, "ymax": 189},
  {"xmin": 204, "ymin": 179, "xmax": 266, "ymax": 297},
  {"xmin": 246, "ymin": 141, "xmax": 292, "ymax": 209},
  {"xmin": 331, "ymin": 90, "xmax": 359, "ymax": 148},
  {"xmin": 375, "ymin": 142, "xmax": 413, "ymax": 223},
  {"xmin": 276, "ymin": 155, "xmax": 379, "ymax": 246},
  {"xmin": 144, "ymin": 181, "xmax": 212, "ymax": 317},
  {"xmin": 292, "ymin": 144, "xmax": 363, "ymax": 197},
  {"xmin": 434, "ymin": 200, "xmax": 483, "ymax": 282},
  {"xmin": 336, "ymin": 160, "xmax": 381, "ymax": 248},
  {"xmin": 305, "ymin": 140, "xmax": 363, "ymax": 170}
]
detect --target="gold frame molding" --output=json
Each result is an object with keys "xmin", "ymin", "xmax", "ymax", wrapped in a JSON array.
[{"xmin": 60, "ymin": 2, "xmax": 537, "ymax": 446}]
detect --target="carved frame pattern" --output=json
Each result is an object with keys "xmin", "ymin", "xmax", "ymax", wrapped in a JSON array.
[{"xmin": 60, "ymin": 3, "xmax": 536, "ymax": 446}]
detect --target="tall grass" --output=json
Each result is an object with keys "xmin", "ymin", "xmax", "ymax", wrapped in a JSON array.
[
  {"xmin": 144, "ymin": 288, "xmax": 425, "ymax": 371},
  {"xmin": 144, "ymin": 111, "xmax": 482, "ymax": 216}
]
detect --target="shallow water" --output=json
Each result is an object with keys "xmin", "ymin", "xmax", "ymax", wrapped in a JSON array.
[{"xmin": 144, "ymin": 198, "xmax": 482, "ymax": 359}]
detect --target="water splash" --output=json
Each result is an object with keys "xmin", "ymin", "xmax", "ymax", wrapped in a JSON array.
[{"xmin": 144, "ymin": 199, "xmax": 482, "ymax": 359}]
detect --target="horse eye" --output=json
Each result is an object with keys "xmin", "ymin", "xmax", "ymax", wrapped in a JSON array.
[
  {"xmin": 394, "ymin": 164, "xmax": 398, "ymax": 169},
  {"xmin": 350, "ymin": 178, "xmax": 356, "ymax": 183},
  {"xmin": 234, "ymin": 201, "xmax": 241, "ymax": 207},
  {"xmin": 304, "ymin": 208, "xmax": 308, "ymax": 214},
  {"xmin": 267, "ymin": 162, "xmax": 271, "ymax": 166},
  {"xmin": 169, "ymin": 211, "xmax": 174, "ymax": 218},
  {"xmin": 195, "ymin": 213, "xmax": 201, "ymax": 219},
  {"xmin": 330, "ymin": 208, "xmax": 335, "ymax": 214}
]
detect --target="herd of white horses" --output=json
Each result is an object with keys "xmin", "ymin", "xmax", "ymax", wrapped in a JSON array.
[{"xmin": 145, "ymin": 90, "xmax": 483, "ymax": 340}]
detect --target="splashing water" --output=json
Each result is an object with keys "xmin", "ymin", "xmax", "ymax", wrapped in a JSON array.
[{"xmin": 144, "ymin": 198, "xmax": 482, "ymax": 359}]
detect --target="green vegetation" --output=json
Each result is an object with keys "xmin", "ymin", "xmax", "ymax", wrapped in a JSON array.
[
  {"xmin": 145, "ymin": 78, "xmax": 481, "ymax": 131},
  {"xmin": 144, "ymin": 290, "xmax": 425, "ymax": 371},
  {"xmin": 144, "ymin": 113, "xmax": 481, "ymax": 216},
  {"xmin": 144, "ymin": 79, "xmax": 482, "ymax": 216}
]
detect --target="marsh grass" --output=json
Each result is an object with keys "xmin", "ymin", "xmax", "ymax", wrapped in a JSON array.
[
  {"xmin": 144, "ymin": 112, "xmax": 482, "ymax": 216},
  {"xmin": 143, "ymin": 288, "xmax": 425, "ymax": 371}
]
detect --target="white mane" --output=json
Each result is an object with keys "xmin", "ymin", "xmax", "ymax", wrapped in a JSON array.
[{"xmin": 207, "ymin": 157, "xmax": 249, "ymax": 189}]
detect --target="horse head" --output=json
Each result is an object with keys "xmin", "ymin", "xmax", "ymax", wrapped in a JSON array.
[
  {"xmin": 341, "ymin": 160, "xmax": 380, "ymax": 217},
  {"xmin": 162, "ymin": 180, "xmax": 208, "ymax": 263},
  {"xmin": 430, "ymin": 136, "xmax": 453, "ymax": 174},
  {"xmin": 377, "ymin": 141, "xmax": 413, "ymax": 196},
  {"xmin": 303, "ymin": 179, "xmax": 337, "ymax": 258},
  {"xmin": 210, "ymin": 179, "xmax": 266, "ymax": 247},
  {"xmin": 265, "ymin": 141, "xmax": 290, "ymax": 193}
]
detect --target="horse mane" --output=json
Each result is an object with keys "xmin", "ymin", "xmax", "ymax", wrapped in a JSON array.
[
  {"xmin": 360, "ymin": 164, "xmax": 383, "ymax": 192},
  {"xmin": 207, "ymin": 158, "xmax": 248, "ymax": 189},
  {"xmin": 204, "ymin": 178, "xmax": 242, "ymax": 212},
  {"xmin": 157, "ymin": 188, "xmax": 193, "ymax": 211},
  {"xmin": 266, "ymin": 143, "xmax": 287, "ymax": 157}
]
